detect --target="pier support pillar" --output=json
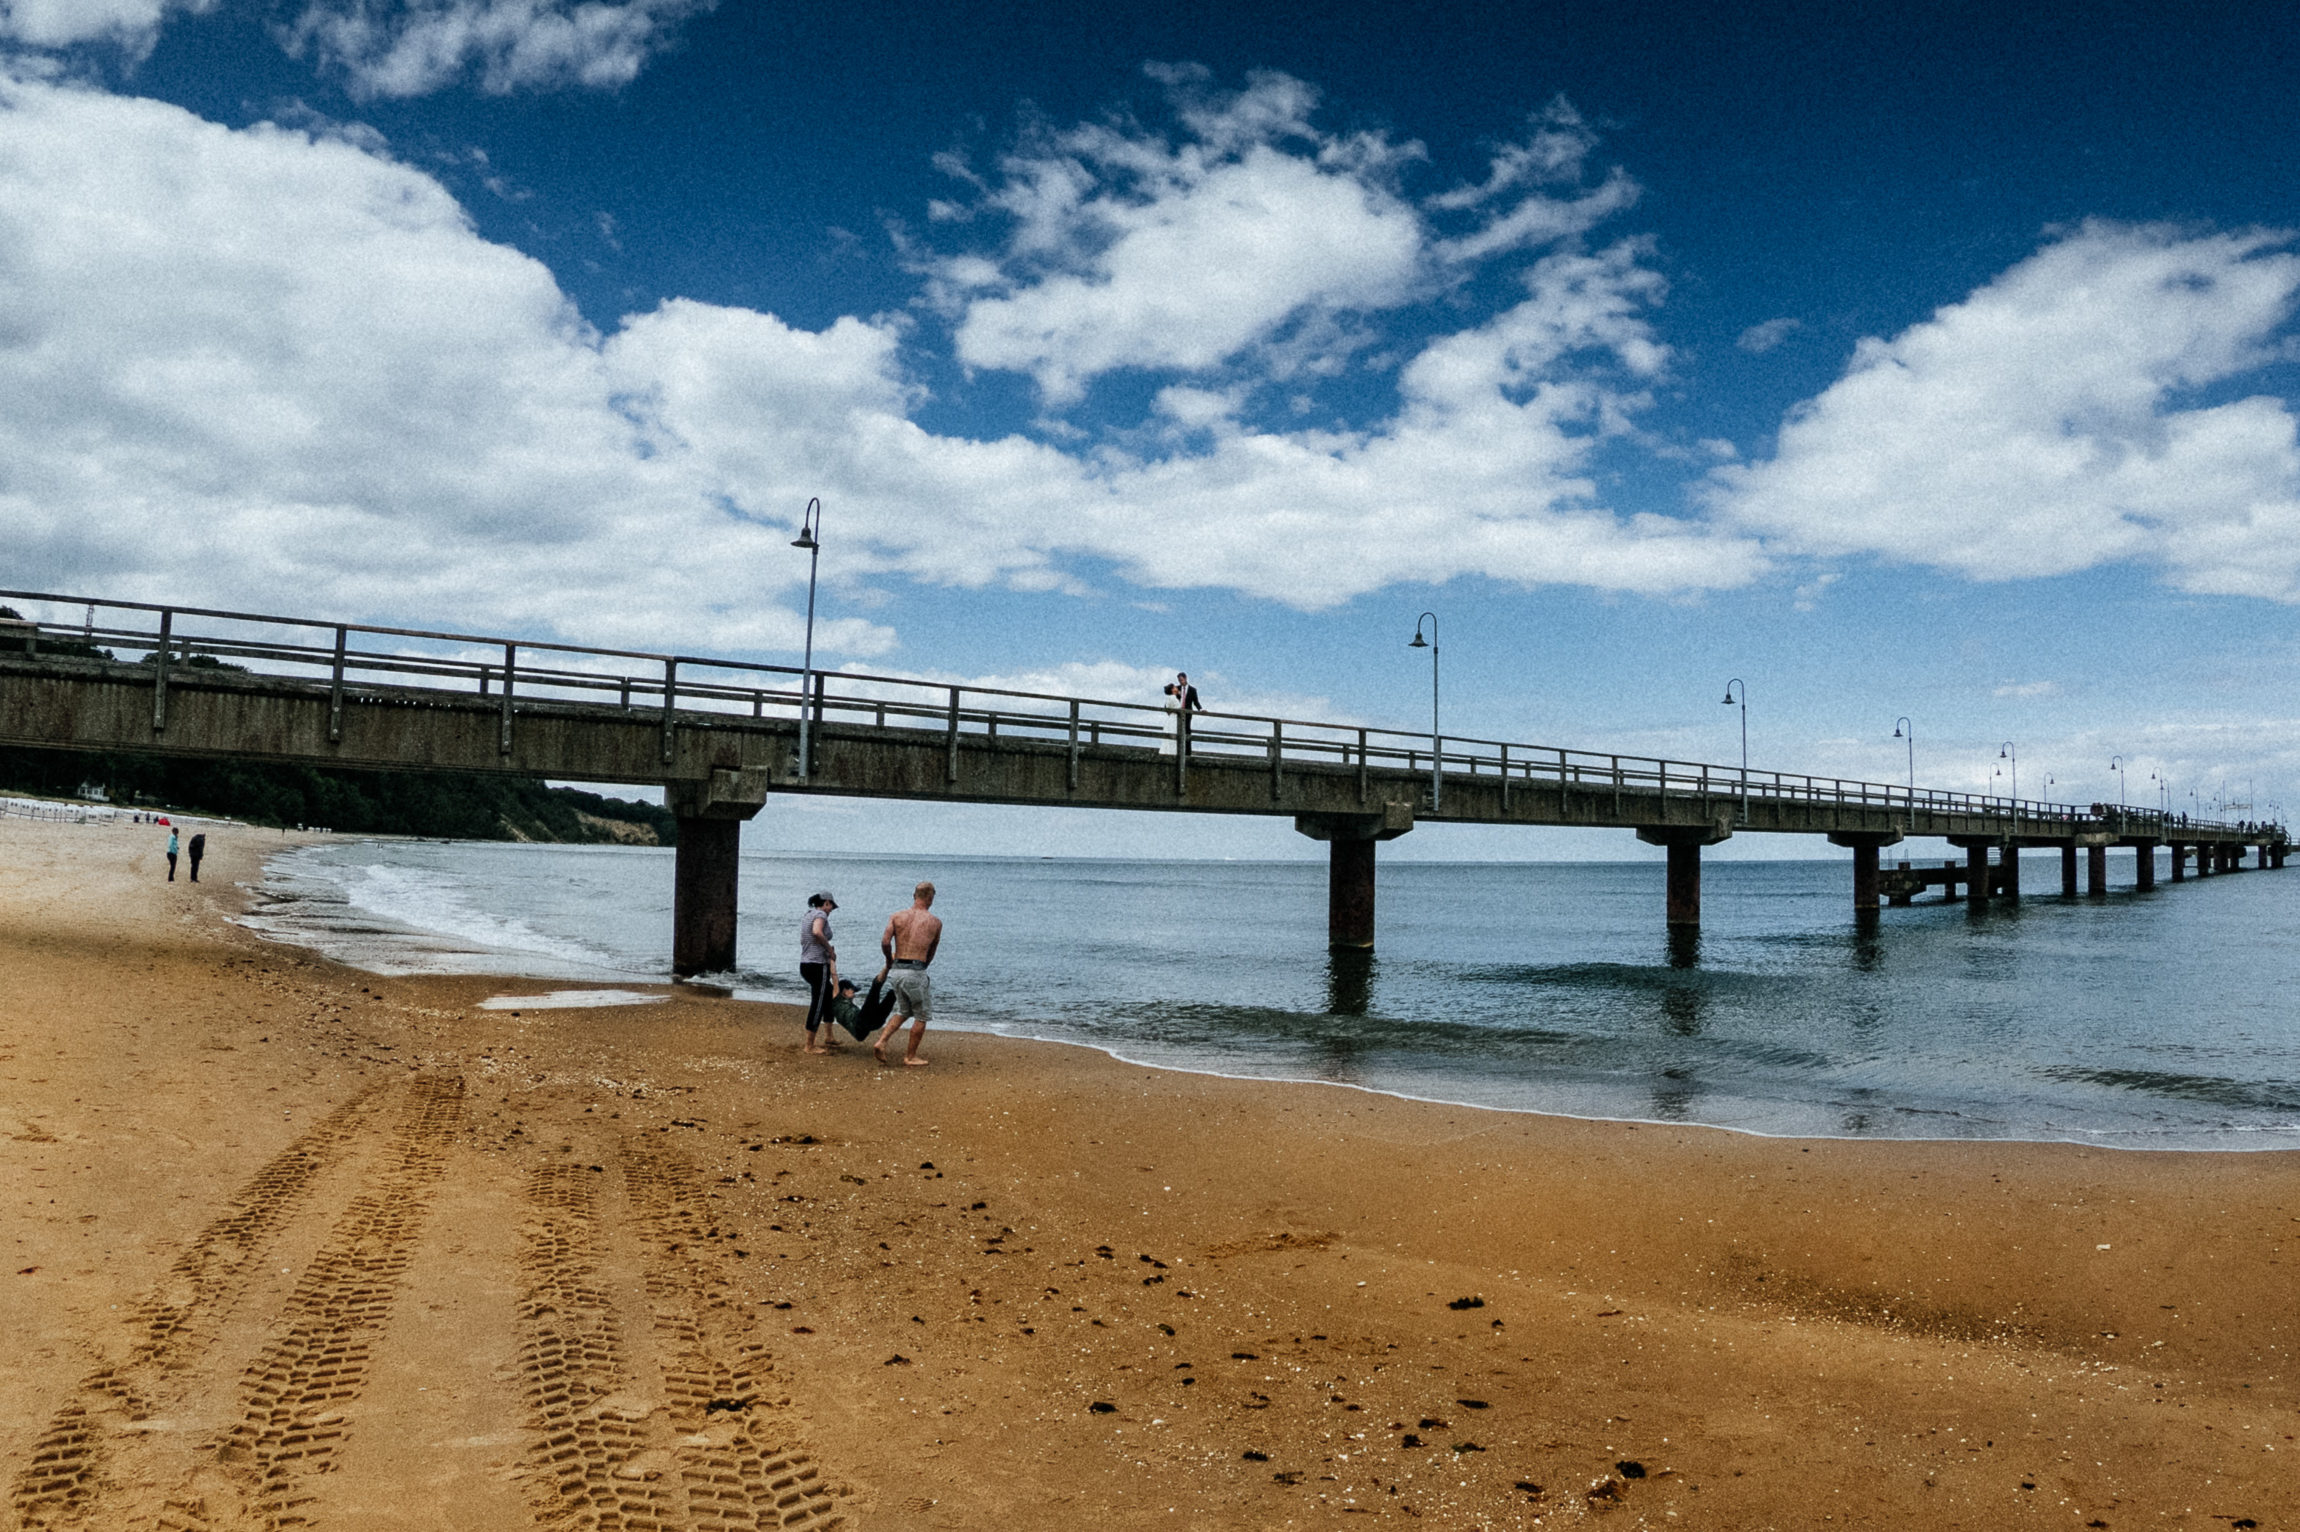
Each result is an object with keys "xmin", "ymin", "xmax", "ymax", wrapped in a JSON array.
[
  {"xmin": 1665, "ymin": 842, "xmax": 1701, "ymax": 926},
  {"xmin": 2199, "ymin": 844, "xmax": 2214, "ymax": 876},
  {"xmin": 2135, "ymin": 840, "xmax": 2157, "ymax": 891},
  {"xmin": 1851, "ymin": 844, "xmax": 1880, "ymax": 911},
  {"xmin": 1966, "ymin": 842, "xmax": 1991, "ymax": 906},
  {"xmin": 672, "ymin": 818, "xmax": 741, "ymax": 975},
  {"xmin": 2259, "ymin": 844, "xmax": 2271, "ymax": 870},
  {"xmin": 2086, "ymin": 842, "xmax": 2108, "ymax": 896},
  {"xmin": 1828, "ymin": 831, "xmax": 1903, "ymax": 914},
  {"xmin": 2275, "ymin": 846, "xmax": 2287, "ymax": 869},
  {"xmin": 1296, "ymin": 803, "xmax": 1415, "ymax": 951},
  {"xmin": 1637, "ymin": 819, "xmax": 1735, "ymax": 928},
  {"xmin": 667, "ymin": 767, "xmax": 771, "ymax": 977},
  {"xmin": 2170, "ymin": 842, "xmax": 2185, "ymax": 882},
  {"xmin": 1999, "ymin": 846, "xmax": 2021, "ymax": 899},
  {"xmin": 2061, "ymin": 842, "xmax": 2079, "ymax": 896},
  {"xmin": 1328, "ymin": 837, "xmax": 1376, "ymax": 949}
]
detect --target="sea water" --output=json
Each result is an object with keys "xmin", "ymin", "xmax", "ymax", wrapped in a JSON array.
[{"xmin": 239, "ymin": 840, "xmax": 2300, "ymax": 1149}]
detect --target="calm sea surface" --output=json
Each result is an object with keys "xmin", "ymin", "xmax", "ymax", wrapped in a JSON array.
[{"xmin": 239, "ymin": 841, "xmax": 2300, "ymax": 1149}]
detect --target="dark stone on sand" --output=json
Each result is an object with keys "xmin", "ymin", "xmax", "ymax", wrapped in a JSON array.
[
  {"xmin": 1418, "ymin": 1418, "xmax": 1446, "ymax": 1429},
  {"xmin": 1272, "ymin": 1471, "xmax": 1302, "ymax": 1485},
  {"xmin": 1242, "ymin": 1450, "xmax": 1269, "ymax": 1461},
  {"xmin": 920, "ymin": 1161, "xmax": 935, "ymax": 1168},
  {"xmin": 1457, "ymin": 1399, "xmax": 1489, "ymax": 1409},
  {"xmin": 1447, "ymin": 1295, "xmax": 1485, "ymax": 1310},
  {"xmin": 1088, "ymin": 1401, "xmax": 1117, "ymax": 1413},
  {"xmin": 1232, "ymin": 1351, "xmax": 1258, "ymax": 1360},
  {"xmin": 885, "ymin": 1354, "xmax": 912, "ymax": 1365},
  {"xmin": 1453, "ymin": 1442, "xmax": 1484, "ymax": 1453},
  {"xmin": 1514, "ymin": 1481, "xmax": 1542, "ymax": 1494},
  {"xmin": 1616, "ymin": 1460, "xmax": 1646, "ymax": 1479},
  {"xmin": 1399, "ymin": 1434, "xmax": 1422, "ymax": 1448},
  {"xmin": 704, "ymin": 1397, "xmax": 754, "ymax": 1414}
]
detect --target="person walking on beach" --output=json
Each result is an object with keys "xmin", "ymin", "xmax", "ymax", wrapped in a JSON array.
[
  {"xmin": 165, "ymin": 827, "xmax": 178, "ymax": 881},
  {"xmin": 874, "ymin": 881, "xmax": 942, "ymax": 1067},
  {"xmin": 799, "ymin": 892, "xmax": 841, "ymax": 1054},
  {"xmin": 187, "ymin": 832, "xmax": 205, "ymax": 883}
]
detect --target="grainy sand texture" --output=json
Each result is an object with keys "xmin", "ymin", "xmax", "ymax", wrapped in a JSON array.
[{"xmin": 2, "ymin": 816, "xmax": 2296, "ymax": 1530}]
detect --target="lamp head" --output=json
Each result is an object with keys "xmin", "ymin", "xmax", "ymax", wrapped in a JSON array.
[
  {"xmin": 1407, "ymin": 632, "xmax": 1427, "ymax": 649},
  {"xmin": 1892, "ymin": 724, "xmax": 1903, "ymax": 738},
  {"xmin": 790, "ymin": 530, "xmax": 817, "ymax": 551}
]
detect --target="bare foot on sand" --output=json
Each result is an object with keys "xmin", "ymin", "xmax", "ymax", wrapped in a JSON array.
[{"xmin": 904, "ymin": 1056, "xmax": 929, "ymax": 1067}]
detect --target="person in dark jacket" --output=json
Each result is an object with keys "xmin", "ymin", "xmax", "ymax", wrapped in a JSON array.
[{"xmin": 187, "ymin": 832, "xmax": 206, "ymax": 883}]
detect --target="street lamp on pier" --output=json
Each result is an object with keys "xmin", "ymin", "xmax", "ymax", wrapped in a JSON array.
[
  {"xmin": 791, "ymin": 496, "xmax": 823, "ymax": 784},
  {"xmin": 1892, "ymin": 717, "xmax": 1913, "ymax": 807},
  {"xmin": 1999, "ymin": 741, "xmax": 2017, "ymax": 828},
  {"xmin": 1408, "ymin": 612, "xmax": 1440, "ymax": 811},
  {"xmin": 1722, "ymin": 679, "xmax": 1748, "ymax": 821},
  {"xmin": 2110, "ymin": 755, "xmax": 2126, "ymax": 812}
]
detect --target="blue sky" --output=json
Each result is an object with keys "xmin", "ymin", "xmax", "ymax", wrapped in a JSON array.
[{"xmin": 4, "ymin": 0, "xmax": 2299, "ymax": 858}]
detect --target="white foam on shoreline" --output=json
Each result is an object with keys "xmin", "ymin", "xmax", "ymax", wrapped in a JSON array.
[{"xmin": 478, "ymin": 990, "xmax": 667, "ymax": 1010}]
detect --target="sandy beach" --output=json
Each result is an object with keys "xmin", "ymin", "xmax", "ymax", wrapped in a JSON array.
[{"xmin": 1, "ymin": 817, "xmax": 2295, "ymax": 1530}]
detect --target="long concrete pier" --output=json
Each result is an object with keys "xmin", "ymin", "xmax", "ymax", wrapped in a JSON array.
[{"xmin": 0, "ymin": 593, "xmax": 2284, "ymax": 970}]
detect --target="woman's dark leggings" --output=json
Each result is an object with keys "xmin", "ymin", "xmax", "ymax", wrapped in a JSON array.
[{"xmin": 800, "ymin": 961, "xmax": 830, "ymax": 1034}]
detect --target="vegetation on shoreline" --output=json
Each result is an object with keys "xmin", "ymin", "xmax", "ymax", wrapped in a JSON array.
[{"xmin": 0, "ymin": 745, "xmax": 677, "ymax": 846}]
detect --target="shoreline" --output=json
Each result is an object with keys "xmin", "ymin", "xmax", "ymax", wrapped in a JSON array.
[
  {"xmin": 244, "ymin": 835, "xmax": 2300, "ymax": 1156},
  {"xmin": 5, "ymin": 815, "xmax": 2297, "ymax": 1528}
]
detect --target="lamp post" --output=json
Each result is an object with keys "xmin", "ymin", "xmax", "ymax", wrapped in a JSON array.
[
  {"xmin": 1999, "ymin": 742, "xmax": 2017, "ymax": 829},
  {"xmin": 1408, "ymin": 612, "xmax": 1440, "ymax": 811},
  {"xmin": 1892, "ymin": 717, "xmax": 1914, "ymax": 808},
  {"xmin": 2110, "ymin": 754, "xmax": 2126, "ymax": 812},
  {"xmin": 1722, "ymin": 679, "xmax": 1747, "ymax": 820},
  {"xmin": 791, "ymin": 497, "xmax": 823, "ymax": 784}
]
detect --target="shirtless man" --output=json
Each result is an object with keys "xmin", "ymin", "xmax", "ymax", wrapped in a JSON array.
[{"xmin": 874, "ymin": 881, "xmax": 942, "ymax": 1066}]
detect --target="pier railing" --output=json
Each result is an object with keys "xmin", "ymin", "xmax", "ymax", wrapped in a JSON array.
[{"xmin": 0, "ymin": 590, "xmax": 2272, "ymax": 838}]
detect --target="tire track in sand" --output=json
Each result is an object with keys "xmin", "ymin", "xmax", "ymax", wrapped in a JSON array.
[
  {"xmin": 513, "ymin": 1146, "xmax": 846, "ymax": 1530},
  {"xmin": 133, "ymin": 1073, "xmax": 465, "ymax": 1530},
  {"xmin": 9, "ymin": 1083, "xmax": 392, "ymax": 1532},
  {"xmin": 624, "ymin": 1145, "xmax": 846, "ymax": 1530}
]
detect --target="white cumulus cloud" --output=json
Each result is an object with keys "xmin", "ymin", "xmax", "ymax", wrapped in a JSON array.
[
  {"xmin": 0, "ymin": 74, "xmax": 878, "ymax": 653},
  {"xmin": 0, "ymin": 71, "xmax": 1761, "ymax": 671},
  {"xmin": 287, "ymin": 0, "xmax": 711, "ymax": 97},
  {"xmin": 937, "ymin": 68, "xmax": 1426, "ymax": 406},
  {"xmin": 0, "ymin": 0, "xmax": 211, "ymax": 52},
  {"xmin": 1713, "ymin": 221, "xmax": 2300, "ymax": 598}
]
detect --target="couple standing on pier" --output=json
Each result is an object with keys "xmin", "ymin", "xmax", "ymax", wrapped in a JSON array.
[{"xmin": 798, "ymin": 884, "xmax": 941, "ymax": 1066}]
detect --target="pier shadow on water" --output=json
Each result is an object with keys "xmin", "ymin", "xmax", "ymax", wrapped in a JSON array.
[{"xmin": 1324, "ymin": 948, "xmax": 1374, "ymax": 1017}]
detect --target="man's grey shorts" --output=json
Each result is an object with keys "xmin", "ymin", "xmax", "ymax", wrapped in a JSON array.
[{"xmin": 888, "ymin": 966, "xmax": 931, "ymax": 1022}]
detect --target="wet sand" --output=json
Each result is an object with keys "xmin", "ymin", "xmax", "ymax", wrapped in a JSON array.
[{"xmin": 1, "ymin": 815, "xmax": 2295, "ymax": 1530}]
